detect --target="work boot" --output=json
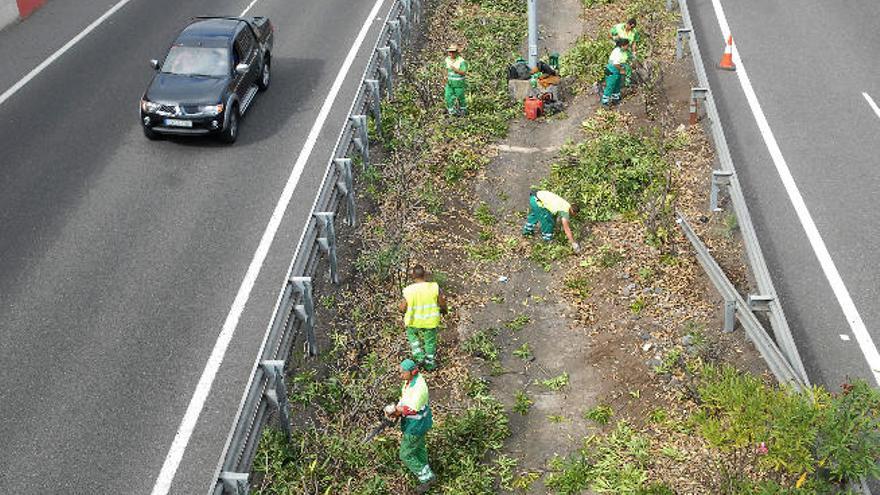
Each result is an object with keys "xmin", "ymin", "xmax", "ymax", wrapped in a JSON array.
[{"xmin": 415, "ymin": 477, "xmax": 436, "ymax": 494}]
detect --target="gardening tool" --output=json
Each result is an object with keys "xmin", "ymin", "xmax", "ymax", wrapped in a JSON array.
[{"xmin": 362, "ymin": 405, "xmax": 398, "ymax": 443}]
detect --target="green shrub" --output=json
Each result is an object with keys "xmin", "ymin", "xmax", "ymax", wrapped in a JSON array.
[{"xmin": 545, "ymin": 120, "xmax": 670, "ymax": 222}]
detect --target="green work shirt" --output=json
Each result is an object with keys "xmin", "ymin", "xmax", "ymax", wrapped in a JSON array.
[
  {"xmin": 536, "ymin": 190, "xmax": 571, "ymax": 220},
  {"xmin": 610, "ymin": 23, "xmax": 640, "ymax": 44},
  {"xmin": 445, "ymin": 56, "xmax": 468, "ymax": 82},
  {"xmin": 398, "ymin": 373, "xmax": 433, "ymax": 436}
]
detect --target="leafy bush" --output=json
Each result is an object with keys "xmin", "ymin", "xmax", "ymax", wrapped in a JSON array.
[
  {"xmin": 695, "ymin": 365, "xmax": 880, "ymax": 487},
  {"xmin": 560, "ymin": 36, "xmax": 614, "ymax": 88},
  {"xmin": 545, "ymin": 115, "xmax": 669, "ymax": 222}
]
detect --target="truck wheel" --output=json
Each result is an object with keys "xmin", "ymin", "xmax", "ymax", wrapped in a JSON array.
[
  {"xmin": 220, "ymin": 105, "xmax": 239, "ymax": 144},
  {"xmin": 258, "ymin": 59, "xmax": 270, "ymax": 91}
]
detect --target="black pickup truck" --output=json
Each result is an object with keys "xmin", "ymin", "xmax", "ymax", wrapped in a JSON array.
[{"xmin": 140, "ymin": 16, "xmax": 274, "ymax": 143}]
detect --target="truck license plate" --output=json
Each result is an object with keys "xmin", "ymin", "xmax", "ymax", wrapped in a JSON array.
[{"xmin": 164, "ymin": 118, "xmax": 192, "ymax": 128}]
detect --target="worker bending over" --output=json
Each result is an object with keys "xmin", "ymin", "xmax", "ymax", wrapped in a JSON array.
[{"xmin": 522, "ymin": 189, "xmax": 580, "ymax": 253}]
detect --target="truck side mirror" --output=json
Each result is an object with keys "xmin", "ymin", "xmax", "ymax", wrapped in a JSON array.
[
  {"xmin": 235, "ymin": 63, "xmax": 250, "ymax": 75},
  {"xmin": 150, "ymin": 59, "xmax": 160, "ymax": 70}
]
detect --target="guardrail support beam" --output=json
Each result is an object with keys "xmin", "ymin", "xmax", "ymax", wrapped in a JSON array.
[
  {"xmin": 748, "ymin": 294, "xmax": 774, "ymax": 312},
  {"xmin": 314, "ymin": 212, "xmax": 339, "ymax": 285},
  {"xmin": 334, "ymin": 158, "xmax": 357, "ymax": 227},
  {"xmin": 260, "ymin": 360, "xmax": 292, "ymax": 441},
  {"xmin": 389, "ymin": 20, "xmax": 402, "ymax": 72},
  {"xmin": 709, "ymin": 170, "xmax": 733, "ymax": 211},
  {"xmin": 723, "ymin": 298, "xmax": 736, "ymax": 333},
  {"xmin": 689, "ymin": 87, "xmax": 708, "ymax": 125},
  {"xmin": 364, "ymin": 79, "xmax": 382, "ymax": 138},
  {"xmin": 291, "ymin": 276, "xmax": 317, "ymax": 356},
  {"xmin": 220, "ymin": 472, "xmax": 249, "ymax": 495},
  {"xmin": 676, "ymin": 29, "xmax": 690, "ymax": 60},
  {"xmin": 378, "ymin": 47, "xmax": 393, "ymax": 98},
  {"xmin": 350, "ymin": 115, "xmax": 370, "ymax": 169}
]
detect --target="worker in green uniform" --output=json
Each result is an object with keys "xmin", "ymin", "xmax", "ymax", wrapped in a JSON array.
[
  {"xmin": 399, "ymin": 264, "xmax": 448, "ymax": 371},
  {"xmin": 522, "ymin": 189, "xmax": 581, "ymax": 252},
  {"xmin": 602, "ymin": 38, "xmax": 630, "ymax": 106},
  {"xmin": 610, "ymin": 18, "xmax": 640, "ymax": 86},
  {"xmin": 388, "ymin": 359, "xmax": 436, "ymax": 494},
  {"xmin": 444, "ymin": 43, "xmax": 468, "ymax": 116}
]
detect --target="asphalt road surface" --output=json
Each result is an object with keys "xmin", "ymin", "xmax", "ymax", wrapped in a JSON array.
[
  {"xmin": 0, "ymin": 0, "xmax": 392, "ymax": 493},
  {"xmin": 687, "ymin": 1, "xmax": 880, "ymax": 389}
]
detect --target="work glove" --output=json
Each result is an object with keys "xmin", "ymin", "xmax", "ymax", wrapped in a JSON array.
[
  {"xmin": 571, "ymin": 242, "xmax": 581, "ymax": 254},
  {"xmin": 383, "ymin": 404, "xmax": 396, "ymax": 420}
]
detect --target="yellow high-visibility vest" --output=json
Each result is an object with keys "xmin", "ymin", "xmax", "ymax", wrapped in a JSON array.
[
  {"xmin": 403, "ymin": 282, "xmax": 441, "ymax": 329},
  {"xmin": 536, "ymin": 190, "xmax": 571, "ymax": 215}
]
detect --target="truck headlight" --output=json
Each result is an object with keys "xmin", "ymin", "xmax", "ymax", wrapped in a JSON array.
[
  {"xmin": 141, "ymin": 99, "xmax": 161, "ymax": 113},
  {"xmin": 198, "ymin": 104, "xmax": 224, "ymax": 116}
]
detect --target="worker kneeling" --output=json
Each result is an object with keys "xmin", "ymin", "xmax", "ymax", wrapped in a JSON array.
[
  {"xmin": 522, "ymin": 189, "xmax": 580, "ymax": 252},
  {"xmin": 388, "ymin": 359, "xmax": 436, "ymax": 493}
]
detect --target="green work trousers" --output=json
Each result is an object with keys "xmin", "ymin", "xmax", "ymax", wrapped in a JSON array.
[
  {"xmin": 406, "ymin": 327, "xmax": 437, "ymax": 369},
  {"xmin": 400, "ymin": 433, "xmax": 434, "ymax": 482},
  {"xmin": 602, "ymin": 64, "xmax": 622, "ymax": 105},
  {"xmin": 444, "ymin": 79, "xmax": 467, "ymax": 115},
  {"xmin": 523, "ymin": 194, "xmax": 555, "ymax": 241}
]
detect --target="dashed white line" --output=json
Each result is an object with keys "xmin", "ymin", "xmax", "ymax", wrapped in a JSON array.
[
  {"xmin": 710, "ymin": 0, "xmax": 880, "ymax": 386},
  {"xmin": 148, "ymin": 0, "xmax": 390, "ymax": 493},
  {"xmin": 0, "ymin": 0, "xmax": 135, "ymax": 108},
  {"xmin": 863, "ymin": 92, "xmax": 880, "ymax": 120}
]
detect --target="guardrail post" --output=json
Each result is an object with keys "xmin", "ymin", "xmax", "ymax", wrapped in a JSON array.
[
  {"xmin": 220, "ymin": 472, "xmax": 249, "ymax": 495},
  {"xmin": 412, "ymin": 0, "xmax": 422, "ymax": 25},
  {"xmin": 350, "ymin": 115, "xmax": 370, "ymax": 169},
  {"xmin": 364, "ymin": 79, "xmax": 382, "ymax": 137},
  {"xmin": 334, "ymin": 158, "xmax": 357, "ymax": 227},
  {"xmin": 666, "ymin": 0, "xmax": 673, "ymax": 11},
  {"xmin": 689, "ymin": 87, "xmax": 708, "ymax": 125},
  {"xmin": 399, "ymin": 13, "xmax": 411, "ymax": 43},
  {"xmin": 260, "ymin": 360, "xmax": 292, "ymax": 441},
  {"xmin": 709, "ymin": 170, "xmax": 733, "ymax": 211},
  {"xmin": 389, "ymin": 20, "xmax": 402, "ymax": 73},
  {"xmin": 314, "ymin": 212, "xmax": 339, "ymax": 285},
  {"xmin": 378, "ymin": 47, "xmax": 393, "ymax": 98},
  {"xmin": 291, "ymin": 277, "xmax": 317, "ymax": 356},
  {"xmin": 723, "ymin": 298, "xmax": 736, "ymax": 333},
  {"xmin": 676, "ymin": 29, "xmax": 690, "ymax": 60}
]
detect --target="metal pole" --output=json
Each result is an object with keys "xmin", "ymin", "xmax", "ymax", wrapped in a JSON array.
[{"xmin": 527, "ymin": 0, "xmax": 538, "ymax": 69}]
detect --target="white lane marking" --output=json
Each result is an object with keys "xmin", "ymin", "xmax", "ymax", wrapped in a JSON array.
[
  {"xmin": 709, "ymin": 0, "xmax": 880, "ymax": 386},
  {"xmin": 841, "ymin": 334, "xmax": 851, "ymax": 342},
  {"xmin": 0, "ymin": 0, "xmax": 135, "ymax": 108},
  {"xmin": 863, "ymin": 92, "xmax": 880, "ymax": 120},
  {"xmin": 148, "ymin": 0, "xmax": 390, "ymax": 492},
  {"xmin": 240, "ymin": 0, "xmax": 260, "ymax": 15}
]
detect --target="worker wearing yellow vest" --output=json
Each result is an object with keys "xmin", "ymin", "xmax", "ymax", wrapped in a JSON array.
[
  {"xmin": 522, "ymin": 189, "xmax": 581, "ymax": 252},
  {"xmin": 610, "ymin": 18, "xmax": 639, "ymax": 86},
  {"xmin": 444, "ymin": 44, "xmax": 468, "ymax": 116},
  {"xmin": 399, "ymin": 264, "xmax": 448, "ymax": 371},
  {"xmin": 602, "ymin": 38, "xmax": 630, "ymax": 106}
]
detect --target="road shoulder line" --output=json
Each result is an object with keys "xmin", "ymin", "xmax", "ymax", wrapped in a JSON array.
[
  {"xmin": 148, "ymin": 0, "xmax": 390, "ymax": 493},
  {"xmin": 709, "ymin": 0, "xmax": 880, "ymax": 385}
]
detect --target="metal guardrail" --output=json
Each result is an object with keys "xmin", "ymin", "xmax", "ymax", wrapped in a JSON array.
[
  {"xmin": 672, "ymin": 0, "xmax": 810, "ymax": 388},
  {"xmin": 677, "ymin": 215, "xmax": 805, "ymax": 390},
  {"xmin": 674, "ymin": 3, "xmax": 876, "ymax": 492},
  {"xmin": 208, "ymin": 0, "xmax": 422, "ymax": 493}
]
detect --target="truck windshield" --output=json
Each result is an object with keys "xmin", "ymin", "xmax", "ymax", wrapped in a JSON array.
[{"xmin": 162, "ymin": 46, "xmax": 230, "ymax": 78}]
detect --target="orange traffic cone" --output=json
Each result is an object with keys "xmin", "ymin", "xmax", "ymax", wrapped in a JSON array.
[{"xmin": 719, "ymin": 35, "xmax": 736, "ymax": 71}]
